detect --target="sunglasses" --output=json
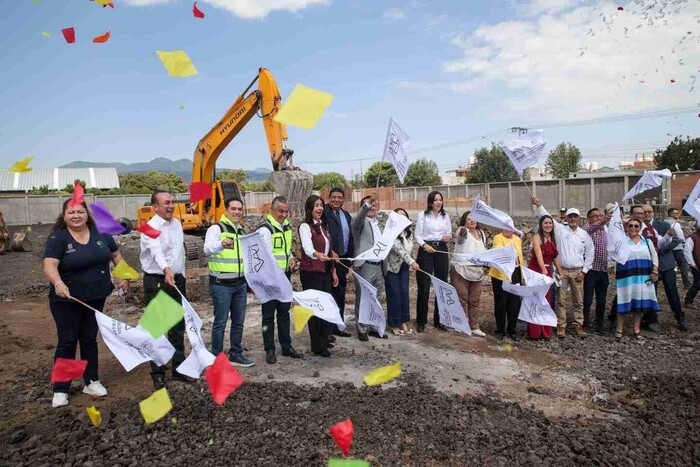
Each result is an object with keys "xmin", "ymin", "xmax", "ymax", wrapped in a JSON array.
[{"xmin": 628, "ymin": 224, "xmax": 641, "ymax": 229}]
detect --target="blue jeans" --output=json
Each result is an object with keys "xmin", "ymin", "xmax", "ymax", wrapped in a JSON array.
[
  {"xmin": 385, "ymin": 263, "xmax": 410, "ymax": 328},
  {"xmin": 210, "ymin": 279, "xmax": 248, "ymax": 359}
]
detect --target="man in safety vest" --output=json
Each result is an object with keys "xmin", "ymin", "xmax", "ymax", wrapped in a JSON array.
[
  {"xmin": 204, "ymin": 197, "xmax": 254, "ymax": 367},
  {"xmin": 256, "ymin": 196, "xmax": 304, "ymax": 364}
]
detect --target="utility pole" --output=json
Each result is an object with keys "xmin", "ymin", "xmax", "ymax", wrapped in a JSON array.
[{"xmin": 510, "ymin": 126, "xmax": 528, "ymax": 135}]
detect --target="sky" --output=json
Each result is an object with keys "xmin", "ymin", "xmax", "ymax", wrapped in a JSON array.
[{"xmin": 0, "ymin": 0, "xmax": 698, "ymax": 179}]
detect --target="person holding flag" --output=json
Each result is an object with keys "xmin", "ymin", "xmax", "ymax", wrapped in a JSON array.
[
  {"xmin": 526, "ymin": 215, "xmax": 562, "ymax": 340},
  {"xmin": 488, "ymin": 228, "xmax": 524, "ymax": 341}
]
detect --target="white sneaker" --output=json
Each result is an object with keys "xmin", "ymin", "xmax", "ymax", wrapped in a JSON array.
[
  {"xmin": 83, "ymin": 381, "xmax": 108, "ymax": 397},
  {"xmin": 52, "ymin": 393, "xmax": 68, "ymax": 408},
  {"xmin": 472, "ymin": 329, "xmax": 486, "ymax": 337}
]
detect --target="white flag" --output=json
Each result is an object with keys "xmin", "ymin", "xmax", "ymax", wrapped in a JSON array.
[
  {"xmin": 622, "ymin": 168, "xmax": 672, "ymax": 202},
  {"xmin": 453, "ymin": 244, "xmax": 517, "ymax": 280},
  {"xmin": 470, "ymin": 195, "xmax": 524, "ymax": 237},
  {"xmin": 501, "ymin": 130, "xmax": 546, "ymax": 176},
  {"xmin": 176, "ymin": 293, "xmax": 216, "ymax": 379},
  {"xmin": 351, "ymin": 211, "xmax": 412, "ymax": 262},
  {"xmin": 292, "ymin": 289, "xmax": 346, "ymax": 331},
  {"xmin": 240, "ymin": 232, "xmax": 293, "ymax": 304},
  {"xmin": 430, "ymin": 276, "xmax": 472, "ymax": 335},
  {"xmin": 382, "ymin": 118, "xmax": 411, "ymax": 183},
  {"xmin": 351, "ymin": 270, "xmax": 386, "ymax": 337},
  {"xmin": 95, "ymin": 311, "xmax": 175, "ymax": 372},
  {"xmin": 518, "ymin": 297, "xmax": 558, "ymax": 327},
  {"xmin": 606, "ymin": 203, "xmax": 630, "ymax": 264},
  {"xmin": 682, "ymin": 178, "xmax": 700, "ymax": 221},
  {"xmin": 502, "ymin": 269, "xmax": 557, "ymax": 326}
]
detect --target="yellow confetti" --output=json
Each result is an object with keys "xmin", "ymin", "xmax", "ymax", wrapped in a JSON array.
[
  {"xmin": 9, "ymin": 156, "xmax": 33, "ymax": 173},
  {"xmin": 42, "ymin": 32, "xmax": 51, "ymax": 38},
  {"xmin": 273, "ymin": 83, "xmax": 333, "ymax": 129},
  {"xmin": 87, "ymin": 406, "xmax": 102, "ymax": 427},
  {"xmin": 503, "ymin": 344, "xmax": 513, "ymax": 353},
  {"xmin": 112, "ymin": 259, "xmax": 139, "ymax": 280},
  {"xmin": 363, "ymin": 361, "xmax": 401, "ymax": 387},
  {"xmin": 94, "ymin": 0, "xmax": 112, "ymax": 4},
  {"xmin": 171, "ymin": 417, "xmax": 178, "ymax": 425},
  {"xmin": 156, "ymin": 50, "xmax": 198, "ymax": 77},
  {"xmin": 292, "ymin": 305, "xmax": 314, "ymax": 333},
  {"xmin": 139, "ymin": 388, "xmax": 173, "ymax": 424}
]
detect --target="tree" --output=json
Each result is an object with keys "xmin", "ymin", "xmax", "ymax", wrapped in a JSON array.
[
  {"xmin": 313, "ymin": 172, "xmax": 348, "ymax": 191},
  {"xmin": 654, "ymin": 136, "xmax": 700, "ymax": 171},
  {"xmin": 403, "ymin": 158, "xmax": 442, "ymax": 187},
  {"xmin": 465, "ymin": 145, "xmax": 519, "ymax": 183},
  {"xmin": 118, "ymin": 171, "xmax": 187, "ymax": 194},
  {"xmin": 364, "ymin": 162, "xmax": 399, "ymax": 187},
  {"xmin": 240, "ymin": 180, "xmax": 273, "ymax": 192},
  {"xmin": 216, "ymin": 169, "xmax": 248, "ymax": 183},
  {"xmin": 545, "ymin": 142, "xmax": 582, "ymax": 179}
]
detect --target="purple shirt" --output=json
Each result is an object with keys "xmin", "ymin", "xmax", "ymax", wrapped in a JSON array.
[{"xmin": 583, "ymin": 221, "xmax": 608, "ymax": 272}]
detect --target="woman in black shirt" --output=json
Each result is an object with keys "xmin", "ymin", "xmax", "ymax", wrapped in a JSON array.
[{"xmin": 43, "ymin": 199, "xmax": 129, "ymax": 408}]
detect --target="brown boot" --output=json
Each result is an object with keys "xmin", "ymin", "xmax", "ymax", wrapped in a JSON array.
[
  {"xmin": 557, "ymin": 325, "xmax": 566, "ymax": 339},
  {"xmin": 575, "ymin": 324, "xmax": 588, "ymax": 338}
]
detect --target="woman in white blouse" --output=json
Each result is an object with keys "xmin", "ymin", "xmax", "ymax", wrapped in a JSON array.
[
  {"xmin": 298, "ymin": 195, "xmax": 339, "ymax": 357},
  {"xmin": 414, "ymin": 191, "xmax": 452, "ymax": 333},
  {"xmin": 450, "ymin": 212, "xmax": 487, "ymax": 337},
  {"xmin": 384, "ymin": 208, "xmax": 420, "ymax": 336}
]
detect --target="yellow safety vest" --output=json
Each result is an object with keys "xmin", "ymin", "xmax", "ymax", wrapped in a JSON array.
[
  {"xmin": 261, "ymin": 213, "xmax": 292, "ymax": 271},
  {"xmin": 208, "ymin": 215, "xmax": 244, "ymax": 279}
]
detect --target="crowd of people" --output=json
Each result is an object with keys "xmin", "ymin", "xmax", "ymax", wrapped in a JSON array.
[{"xmin": 42, "ymin": 188, "xmax": 700, "ymax": 407}]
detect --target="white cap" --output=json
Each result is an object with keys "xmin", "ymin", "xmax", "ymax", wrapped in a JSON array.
[
  {"xmin": 565, "ymin": 208, "xmax": 580, "ymax": 217},
  {"xmin": 605, "ymin": 203, "xmax": 616, "ymax": 214}
]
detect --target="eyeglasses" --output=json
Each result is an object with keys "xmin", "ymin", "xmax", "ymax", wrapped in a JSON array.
[{"xmin": 628, "ymin": 224, "xmax": 641, "ymax": 229}]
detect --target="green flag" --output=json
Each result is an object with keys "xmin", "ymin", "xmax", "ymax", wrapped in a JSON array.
[
  {"xmin": 328, "ymin": 460, "xmax": 369, "ymax": 467},
  {"xmin": 139, "ymin": 290, "xmax": 184, "ymax": 338}
]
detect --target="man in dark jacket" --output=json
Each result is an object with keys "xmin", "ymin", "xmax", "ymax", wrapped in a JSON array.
[
  {"xmin": 654, "ymin": 219, "xmax": 689, "ymax": 331},
  {"xmin": 322, "ymin": 187, "xmax": 353, "ymax": 337}
]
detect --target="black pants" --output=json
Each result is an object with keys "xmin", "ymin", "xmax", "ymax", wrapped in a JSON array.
[
  {"xmin": 50, "ymin": 296, "xmax": 106, "ymax": 393},
  {"xmin": 261, "ymin": 270, "xmax": 293, "ymax": 353},
  {"xmin": 144, "ymin": 273, "xmax": 186, "ymax": 376},
  {"xmin": 416, "ymin": 242, "xmax": 449, "ymax": 326},
  {"xmin": 491, "ymin": 268, "xmax": 522, "ymax": 336},
  {"xmin": 330, "ymin": 259, "xmax": 350, "ymax": 331},
  {"xmin": 659, "ymin": 268, "xmax": 684, "ymax": 320},
  {"xmin": 686, "ymin": 267, "xmax": 700, "ymax": 304},
  {"xmin": 300, "ymin": 270, "xmax": 332, "ymax": 353},
  {"xmin": 583, "ymin": 270, "xmax": 609, "ymax": 328}
]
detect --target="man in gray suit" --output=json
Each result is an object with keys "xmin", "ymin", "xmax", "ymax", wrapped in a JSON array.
[
  {"xmin": 353, "ymin": 194, "xmax": 386, "ymax": 342},
  {"xmin": 653, "ymin": 219, "xmax": 689, "ymax": 331}
]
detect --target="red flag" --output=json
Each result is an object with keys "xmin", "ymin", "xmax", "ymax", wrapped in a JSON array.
[
  {"xmin": 61, "ymin": 27, "xmax": 76, "ymax": 44},
  {"xmin": 93, "ymin": 31, "xmax": 111, "ymax": 43},
  {"xmin": 189, "ymin": 182, "xmax": 211, "ymax": 203},
  {"xmin": 51, "ymin": 358, "xmax": 88, "ymax": 383},
  {"xmin": 205, "ymin": 353, "xmax": 244, "ymax": 405},
  {"xmin": 137, "ymin": 222, "xmax": 161, "ymax": 239},
  {"xmin": 193, "ymin": 1, "xmax": 205, "ymax": 18},
  {"xmin": 329, "ymin": 419, "xmax": 354, "ymax": 456},
  {"xmin": 69, "ymin": 181, "xmax": 85, "ymax": 208}
]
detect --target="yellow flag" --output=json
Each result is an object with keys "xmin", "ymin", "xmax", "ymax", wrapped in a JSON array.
[
  {"xmin": 156, "ymin": 50, "xmax": 198, "ymax": 77},
  {"xmin": 9, "ymin": 156, "xmax": 33, "ymax": 173},
  {"xmin": 363, "ymin": 361, "xmax": 401, "ymax": 387},
  {"xmin": 112, "ymin": 259, "xmax": 139, "ymax": 280},
  {"xmin": 42, "ymin": 32, "xmax": 51, "ymax": 38},
  {"xmin": 273, "ymin": 83, "xmax": 333, "ymax": 129},
  {"xmin": 95, "ymin": 0, "xmax": 112, "ymax": 4},
  {"xmin": 140, "ymin": 388, "xmax": 172, "ymax": 424},
  {"xmin": 87, "ymin": 406, "xmax": 102, "ymax": 427},
  {"xmin": 292, "ymin": 305, "xmax": 314, "ymax": 333}
]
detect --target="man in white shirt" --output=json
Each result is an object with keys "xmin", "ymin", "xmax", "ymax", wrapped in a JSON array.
[
  {"xmin": 684, "ymin": 221, "xmax": 700, "ymax": 306},
  {"xmin": 139, "ymin": 190, "xmax": 194, "ymax": 390},
  {"xmin": 533, "ymin": 197, "xmax": 594, "ymax": 338},
  {"xmin": 666, "ymin": 207, "xmax": 691, "ymax": 289}
]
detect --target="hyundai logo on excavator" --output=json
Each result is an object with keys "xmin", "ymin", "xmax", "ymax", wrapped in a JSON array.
[{"xmin": 219, "ymin": 106, "xmax": 246, "ymax": 137}]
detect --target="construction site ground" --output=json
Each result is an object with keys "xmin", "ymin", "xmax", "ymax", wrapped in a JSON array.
[{"xmin": 0, "ymin": 223, "xmax": 699, "ymax": 466}]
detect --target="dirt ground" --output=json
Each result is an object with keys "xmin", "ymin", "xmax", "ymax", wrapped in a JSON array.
[{"xmin": 1, "ymin": 224, "xmax": 699, "ymax": 466}]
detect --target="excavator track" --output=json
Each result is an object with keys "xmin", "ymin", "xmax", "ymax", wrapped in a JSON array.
[{"xmin": 269, "ymin": 170, "xmax": 315, "ymax": 217}]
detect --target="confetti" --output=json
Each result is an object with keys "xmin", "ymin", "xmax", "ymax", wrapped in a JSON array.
[
  {"xmin": 112, "ymin": 259, "xmax": 139, "ymax": 280},
  {"xmin": 87, "ymin": 406, "xmax": 102, "ymax": 427},
  {"xmin": 617, "ymin": 6, "xmax": 623, "ymax": 11},
  {"xmin": 205, "ymin": 353, "xmax": 244, "ymax": 405},
  {"xmin": 90, "ymin": 202, "xmax": 126, "ymax": 235},
  {"xmin": 69, "ymin": 180, "xmax": 84, "ymax": 208},
  {"xmin": 328, "ymin": 459, "xmax": 369, "ymax": 467},
  {"xmin": 189, "ymin": 182, "xmax": 211, "ymax": 203},
  {"xmin": 330, "ymin": 419, "xmax": 354, "ymax": 456},
  {"xmin": 156, "ymin": 50, "xmax": 198, "ymax": 77},
  {"xmin": 363, "ymin": 361, "xmax": 401, "ymax": 386},
  {"xmin": 273, "ymin": 83, "xmax": 334, "ymax": 130},
  {"xmin": 92, "ymin": 31, "xmax": 111, "ymax": 44},
  {"xmin": 50, "ymin": 358, "xmax": 88, "ymax": 383},
  {"xmin": 61, "ymin": 27, "xmax": 75, "ymax": 44},
  {"xmin": 139, "ymin": 290, "xmax": 184, "ymax": 338},
  {"xmin": 292, "ymin": 305, "xmax": 313, "ymax": 333},
  {"xmin": 140, "ymin": 388, "xmax": 172, "ymax": 424},
  {"xmin": 193, "ymin": 1, "xmax": 205, "ymax": 18},
  {"xmin": 42, "ymin": 32, "xmax": 51, "ymax": 38},
  {"xmin": 137, "ymin": 222, "xmax": 161, "ymax": 239},
  {"xmin": 9, "ymin": 156, "xmax": 33, "ymax": 173}
]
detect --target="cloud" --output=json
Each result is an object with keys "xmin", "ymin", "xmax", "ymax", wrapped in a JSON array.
[
  {"xmin": 122, "ymin": 0, "xmax": 329, "ymax": 19},
  {"xmin": 441, "ymin": 0, "xmax": 699, "ymax": 120},
  {"xmin": 515, "ymin": 0, "xmax": 581, "ymax": 17},
  {"xmin": 382, "ymin": 7, "xmax": 406, "ymax": 22}
]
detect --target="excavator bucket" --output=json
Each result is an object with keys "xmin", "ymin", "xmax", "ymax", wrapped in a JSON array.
[
  {"xmin": 10, "ymin": 232, "xmax": 32, "ymax": 252},
  {"xmin": 268, "ymin": 170, "xmax": 315, "ymax": 217}
]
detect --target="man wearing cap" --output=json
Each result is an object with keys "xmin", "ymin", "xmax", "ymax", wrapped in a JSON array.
[
  {"xmin": 559, "ymin": 208, "xmax": 568, "ymax": 226},
  {"xmin": 684, "ymin": 221, "xmax": 700, "ymax": 306},
  {"xmin": 582, "ymin": 206, "xmax": 612, "ymax": 334},
  {"xmin": 533, "ymin": 197, "xmax": 594, "ymax": 338}
]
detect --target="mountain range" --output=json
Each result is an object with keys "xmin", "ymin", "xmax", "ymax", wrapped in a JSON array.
[{"xmin": 60, "ymin": 158, "xmax": 272, "ymax": 182}]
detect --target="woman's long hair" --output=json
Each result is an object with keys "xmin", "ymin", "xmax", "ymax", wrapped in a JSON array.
[
  {"xmin": 51, "ymin": 199, "xmax": 95, "ymax": 232},
  {"xmin": 424, "ymin": 191, "xmax": 445, "ymax": 217},
  {"xmin": 394, "ymin": 207, "xmax": 412, "ymax": 239},
  {"xmin": 537, "ymin": 215, "xmax": 556, "ymax": 245},
  {"xmin": 303, "ymin": 194, "xmax": 327, "ymax": 233}
]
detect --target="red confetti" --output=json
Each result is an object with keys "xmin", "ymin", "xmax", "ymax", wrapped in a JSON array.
[
  {"xmin": 330, "ymin": 419, "xmax": 354, "ymax": 456},
  {"xmin": 137, "ymin": 222, "xmax": 161, "ymax": 239},
  {"xmin": 61, "ymin": 27, "xmax": 76, "ymax": 44},
  {"xmin": 205, "ymin": 353, "xmax": 244, "ymax": 405},
  {"xmin": 193, "ymin": 1, "xmax": 205, "ymax": 18},
  {"xmin": 93, "ymin": 31, "xmax": 111, "ymax": 44},
  {"xmin": 69, "ymin": 181, "xmax": 85, "ymax": 208},
  {"xmin": 617, "ymin": 6, "xmax": 623, "ymax": 10},
  {"xmin": 189, "ymin": 182, "xmax": 211, "ymax": 203},
  {"xmin": 51, "ymin": 358, "xmax": 88, "ymax": 383}
]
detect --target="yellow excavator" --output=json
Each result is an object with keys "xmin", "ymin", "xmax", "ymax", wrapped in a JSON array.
[{"xmin": 136, "ymin": 68, "xmax": 314, "ymax": 232}]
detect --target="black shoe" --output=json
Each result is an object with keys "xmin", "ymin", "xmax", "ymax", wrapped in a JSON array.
[
  {"xmin": 508, "ymin": 333, "xmax": 520, "ymax": 342},
  {"xmin": 358, "ymin": 333, "xmax": 369, "ymax": 342},
  {"xmin": 328, "ymin": 334, "xmax": 337, "ymax": 343},
  {"xmin": 333, "ymin": 330, "xmax": 352, "ymax": 338},
  {"xmin": 327, "ymin": 342, "xmax": 335, "ymax": 348},
  {"xmin": 368, "ymin": 330, "xmax": 388, "ymax": 339},
  {"xmin": 495, "ymin": 332, "xmax": 505, "ymax": 341},
  {"xmin": 678, "ymin": 318, "xmax": 689, "ymax": 331},
  {"xmin": 594, "ymin": 325, "xmax": 605, "ymax": 335},
  {"xmin": 152, "ymin": 374, "xmax": 166, "ymax": 390},
  {"xmin": 417, "ymin": 324, "xmax": 425, "ymax": 333},
  {"xmin": 607, "ymin": 314, "xmax": 616, "ymax": 322},
  {"xmin": 435, "ymin": 323, "xmax": 448, "ymax": 331},
  {"xmin": 313, "ymin": 349, "xmax": 331, "ymax": 358},
  {"xmin": 172, "ymin": 371, "xmax": 196, "ymax": 383},
  {"xmin": 265, "ymin": 350, "xmax": 277, "ymax": 364},
  {"xmin": 282, "ymin": 346, "xmax": 304, "ymax": 359}
]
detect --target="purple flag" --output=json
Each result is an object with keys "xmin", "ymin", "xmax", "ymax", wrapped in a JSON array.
[{"xmin": 90, "ymin": 202, "xmax": 125, "ymax": 235}]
